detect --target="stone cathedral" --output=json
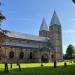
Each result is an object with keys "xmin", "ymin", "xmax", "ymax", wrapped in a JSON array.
[{"xmin": 0, "ymin": 11, "xmax": 63, "ymax": 63}]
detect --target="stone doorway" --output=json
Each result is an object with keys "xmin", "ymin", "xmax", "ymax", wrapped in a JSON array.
[{"xmin": 41, "ymin": 54, "xmax": 49, "ymax": 63}]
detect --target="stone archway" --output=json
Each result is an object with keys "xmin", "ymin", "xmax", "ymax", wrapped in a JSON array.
[
  {"xmin": 41, "ymin": 54, "xmax": 49, "ymax": 63},
  {"xmin": 19, "ymin": 51, "xmax": 24, "ymax": 59},
  {"xmin": 29, "ymin": 52, "xmax": 33, "ymax": 59},
  {"xmin": 9, "ymin": 51, "xmax": 14, "ymax": 59},
  {"xmin": 29, "ymin": 51, "xmax": 37, "ymax": 62}
]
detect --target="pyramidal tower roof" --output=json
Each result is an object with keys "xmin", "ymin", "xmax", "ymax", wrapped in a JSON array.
[
  {"xmin": 39, "ymin": 17, "xmax": 48, "ymax": 31},
  {"xmin": 50, "ymin": 10, "xmax": 61, "ymax": 26}
]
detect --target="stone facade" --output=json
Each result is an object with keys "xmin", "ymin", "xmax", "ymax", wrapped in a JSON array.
[{"xmin": 0, "ymin": 11, "xmax": 63, "ymax": 63}]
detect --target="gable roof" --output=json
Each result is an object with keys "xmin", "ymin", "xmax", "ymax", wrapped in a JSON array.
[{"xmin": 5, "ymin": 30, "xmax": 49, "ymax": 42}]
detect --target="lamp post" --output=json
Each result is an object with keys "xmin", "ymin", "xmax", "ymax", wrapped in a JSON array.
[
  {"xmin": 53, "ymin": 47, "xmax": 57, "ymax": 68},
  {"xmin": 51, "ymin": 46, "xmax": 57, "ymax": 68},
  {"xmin": 53, "ymin": 54, "xmax": 57, "ymax": 68},
  {"xmin": 40, "ymin": 47, "xmax": 43, "ymax": 66},
  {"xmin": 48, "ymin": 48, "xmax": 51, "ymax": 62}
]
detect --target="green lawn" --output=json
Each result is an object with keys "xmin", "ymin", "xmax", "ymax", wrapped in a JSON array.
[{"xmin": 0, "ymin": 62, "xmax": 75, "ymax": 75}]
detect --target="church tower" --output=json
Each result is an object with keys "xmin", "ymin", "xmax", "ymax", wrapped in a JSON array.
[
  {"xmin": 49, "ymin": 11, "xmax": 63, "ymax": 61},
  {"xmin": 39, "ymin": 18, "xmax": 49, "ymax": 37}
]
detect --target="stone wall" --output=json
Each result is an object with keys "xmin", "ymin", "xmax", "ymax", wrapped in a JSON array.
[{"xmin": 0, "ymin": 46, "xmax": 52, "ymax": 63}]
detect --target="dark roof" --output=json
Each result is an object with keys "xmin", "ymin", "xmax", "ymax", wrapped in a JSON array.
[
  {"xmin": 50, "ymin": 10, "xmax": 61, "ymax": 26},
  {"xmin": 5, "ymin": 30, "xmax": 49, "ymax": 42},
  {"xmin": 39, "ymin": 17, "xmax": 48, "ymax": 31}
]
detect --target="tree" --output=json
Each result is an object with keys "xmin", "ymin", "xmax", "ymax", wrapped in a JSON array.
[
  {"xmin": 66, "ymin": 44, "xmax": 74, "ymax": 59},
  {"xmin": 72, "ymin": 47, "xmax": 75, "ymax": 59},
  {"xmin": 72, "ymin": 0, "xmax": 75, "ymax": 4}
]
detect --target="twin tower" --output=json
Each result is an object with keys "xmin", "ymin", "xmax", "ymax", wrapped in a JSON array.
[{"xmin": 39, "ymin": 11, "xmax": 63, "ymax": 61}]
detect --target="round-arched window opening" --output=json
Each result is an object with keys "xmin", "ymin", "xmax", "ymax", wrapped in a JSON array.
[
  {"xmin": 19, "ymin": 52, "xmax": 24, "ymax": 59},
  {"xmin": 9, "ymin": 51, "xmax": 14, "ymax": 59},
  {"xmin": 29, "ymin": 52, "xmax": 32, "ymax": 59},
  {"xmin": 0, "ymin": 49, "xmax": 2, "ymax": 60},
  {"xmin": 0, "ymin": 57, "xmax": 1, "ymax": 60},
  {"xmin": 51, "ymin": 54, "xmax": 54, "ymax": 59},
  {"xmin": 41, "ymin": 54, "xmax": 49, "ymax": 63}
]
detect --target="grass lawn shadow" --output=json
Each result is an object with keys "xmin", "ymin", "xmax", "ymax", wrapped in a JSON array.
[{"xmin": 0, "ymin": 64, "xmax": 75, "ymax": 75}]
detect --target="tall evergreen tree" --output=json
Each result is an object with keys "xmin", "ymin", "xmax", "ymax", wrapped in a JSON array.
[
  {"xmin": 72, "ymin": 47, "xmax": 75, "ymax": 59},
  {"xmin": 66, "ymin": 44, "xmax": 74, "ymax": 59}
]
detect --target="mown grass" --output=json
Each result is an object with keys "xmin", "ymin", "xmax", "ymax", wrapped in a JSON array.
[{"xmin": 0, "ymin": 62, "xmax": 75, "ymax": 75}]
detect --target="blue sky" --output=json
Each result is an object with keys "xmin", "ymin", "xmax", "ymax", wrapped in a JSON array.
[{"xmin": 1, "ymin": 0, "xmax": 75, "ymax": 54}]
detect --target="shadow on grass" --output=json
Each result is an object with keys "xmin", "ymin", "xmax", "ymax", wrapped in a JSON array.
[{"xmin": 0, "ymin": 64, "xmax": 75, "ymax": 75}]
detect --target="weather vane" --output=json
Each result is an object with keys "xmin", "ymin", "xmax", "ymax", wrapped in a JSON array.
[{"xmin": 0, "ymin": 0, "xmax": 6, "ymax": 27}]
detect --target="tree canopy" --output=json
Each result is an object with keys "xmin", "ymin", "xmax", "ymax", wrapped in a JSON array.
[
  {"xmin": 72, "ymin": 0, "xmax": 75, "ymax": 4},
  {"xmin": 65, "ymin": 44, "xmax": 75, "ymax": 59}
]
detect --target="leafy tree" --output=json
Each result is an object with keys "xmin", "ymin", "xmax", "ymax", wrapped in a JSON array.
[
  {"xmin": 72, "ymin": 47, "xmax": 75, "ymax": 59},
  {"xmin": 66, "ymin": 44, "xmax": 74, "ymax": 59},
  {"xmin": 72, "ymin": 0, "xmax": 75, "ymax": 4}
]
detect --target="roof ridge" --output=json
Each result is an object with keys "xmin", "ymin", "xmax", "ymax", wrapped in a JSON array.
[{"xmin": 8, "ymin": 30, "xmax": 45, "ymax": 38}]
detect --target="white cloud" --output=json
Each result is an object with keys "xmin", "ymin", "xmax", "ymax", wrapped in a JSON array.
[
  {"xmin": 72, "ymin": 19, "xmax": 75, "ymax": 21},
  {"xmin": 63, "ymin": 45, "xmax": 67, "ymax": 54},
  {"xmin": 63, "ymin": 29, "xmax": 75, "ymax": 34}
]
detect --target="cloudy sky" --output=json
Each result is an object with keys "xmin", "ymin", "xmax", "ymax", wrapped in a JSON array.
[{"xmin": 1, "ymin": 0, "xmax": 75, "ymax": 54}]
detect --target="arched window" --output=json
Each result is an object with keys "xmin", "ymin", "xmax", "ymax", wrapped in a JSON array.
[
  {"xmin": 19, "ymin": 52, "xmax": 24, "ymax": 59},
  {"xmin": 41, "ymin": 54, "xmax": 49, "ymax": 63},
  {"xmin": 9, "ymin": 51, "xmax": 14, "ymax": 59},
  {"xmin": 0, "ymin": 49, "xmax": 2, "ymax": 60},
  {"xmin": 29, "ymin": 52, "xmax": 32, "ymax": 59},
  {"xmin": 51, "ymin": 54, "xmax": 54, "ymax": 59}
]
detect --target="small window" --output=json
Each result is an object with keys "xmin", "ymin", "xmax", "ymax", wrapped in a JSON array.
[
  {"xmin": 19, "ymin": 52, "xmax": 24, "ymax": 59},
  {"xmin": 41, "ymin": 54, "xmax": 49, "ymax": 63},
  {"xmin": 9, "ymin": 51, "xmax": 14, "ymax": 59},
  {"xmin": 29, "ymin": 52, "xmax": 32, "ymax": 59}
]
